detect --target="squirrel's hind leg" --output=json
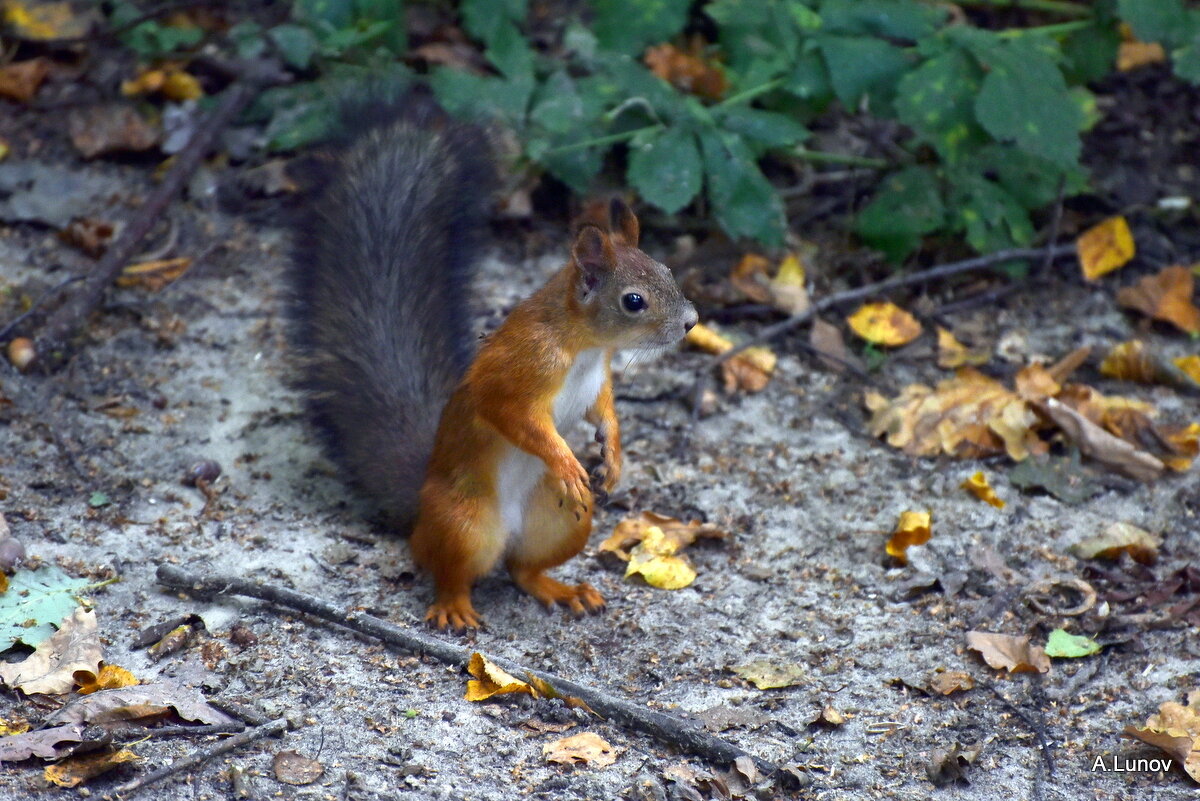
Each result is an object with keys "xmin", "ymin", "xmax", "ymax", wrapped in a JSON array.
[{"xmin": 506, "ymin": 475, "xmax": 604, "ymax": 615}]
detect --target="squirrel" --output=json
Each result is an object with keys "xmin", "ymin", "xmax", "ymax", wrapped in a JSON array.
[{"xmin": 290, "ymin": 98, "xmax": 698, "ymax": 629}]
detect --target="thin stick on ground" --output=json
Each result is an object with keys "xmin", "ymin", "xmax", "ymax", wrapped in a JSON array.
[
  {"xmin": 32, "ymin": 64, "xmax": 286, "ymax": 369},
  {"xmin": 108, "ymin": 716, "xmax": 287, "ymax": 799},
  {"xmin": 155, "ymin": 565, "xmax": 780, "ymax": 777},
  {"xmin": 688, "ymin": 243, "xmax": 1076, "ymax": 414}
]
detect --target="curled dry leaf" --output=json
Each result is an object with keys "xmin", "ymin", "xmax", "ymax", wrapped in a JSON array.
[
  {"xmin": 685, "ymin": 323, "xmax": 776, "ymax": 393},
  {"xmin": 624, "ymin": 526, "xmax": 696, "ymax": 590},
  {"xmin": 966, "ymin": 631, "xmax": 1050, "ymax": 674},
  {"xmin": 886, "ymin": 511, "xmax": 932, "ymax": 565},
  {"xmin": 0, "ymin": 723, "xmax": 85, "ymax": 761},
  {"xmin": 465, "ymin": 653, "xmax": 534, "ymax": 702},
  {"xmin": 45, "ymin": 682, "xmax": 235, "ymax": 727},
  {"xmin": 273, "ymin": 750, "xmax": 325, "ymax": 786},
  {"xmin": 1037, "ymin": 398, "xmax": 1164, "ymax": 481},
  {"xmin": 0, "ymin": 607, "xmax": 101, "ymax": 695},
  {"xmin": 1122, "ymin": 690, "xmax": 1200, "ymax": 783},
  {"xmin": 0, "ymin": 58, "xmax": 49, "ymax": 103},
  {"xmin": 730, "ymin": 660, "xmax": 806, "ymax": 690},
  {"xmin": 44, "ymin": 748, "xmax": 138, "ymax": 787},
  {"xmin": 1076, "ymin": 216, "xmax": 1135, "ymax": 281},
  {"xmin": 1116, "ymin": 265, "xmax": 1200, "ymax": 335},
  {"xmin": 929, "ymin": 671, "xmax": 975, "ymax": 696},
  {"xmin": 1069, "ymin": 521, "xmax": 1161, "ymax": 565},
  {"xmin": 599, "ymin": 511, "xmax": 726, "ymax": 561},
  {"xmin": 543, "ymin": 732, "xmax": 619, "ymax": 767},
  {"xmin": 74, "ymin": 663, "xmax": 139, "ymax": 695},
  {"xmin": 847, "ymin": 302, "xmax": 922, "ymax": 347},
  {"xmin": 937, "ymin": 328, "xmax": 990, "ymax": 369},
  {"xmin": 961, "ymin": 472, "xmax": 1005, "ymax": 509}
]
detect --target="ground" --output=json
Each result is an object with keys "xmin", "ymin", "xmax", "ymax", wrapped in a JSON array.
[{"xmin": 1, "ymin": 67, "xmax": 1199, "ymax": 801}]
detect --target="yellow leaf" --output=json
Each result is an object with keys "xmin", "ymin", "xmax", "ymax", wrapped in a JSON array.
[
  {"xmin": 464, "ymin": 653, "xmax": 534, "ymax": 702},
  {"xmin": 1174, "ymin": 355, "xmax": 1200, "ymax": 384},
  {"xmin": 599, "ymin": 511, "xmax": 725, "ymax": 561},
  {"xmin": 961, "ymin": 472, "xmax": 1005, "ymax": 509},
  {"xmin": 44, "ymin": 748, "xmax": 138, "ymax": 787},
  {"xmin": 3, "ymin": 0, "xmax": 91, "ymax": 41},
  {"xmin": 1122, "ymin": 690, "xmax": 1200, "ymax": 782},
  {"xmin": 624, "ymin": 526, "xmax": 696, "ymax": 589},
  {"xmin": 936, "ymin": 327, "xmax": 989, "ymax": 369},
  {"xmin": 1162, "ymin": 422, "xmax": 1200, "ymax": 471},
  {"xmin": 543, "ymin": 732, "xmax": 619, "ymax": 767},
  {"xmin": 74, "ymin": 663, "xmax": 140, "ymax": 695},
  {"xmin": 1117, "ymin": 41, "xmax": 1166, "ymax": 71},
  {"xmin": 0, "ymin": 715, "xmax": 30, "ymax": 736},
  {"xmin": 1077, "ymin": 216, "xmax": 1135, "ymax": 280},
  {"xmin": 161, "ymin": 70, "xmax": 202, "ymax": 101},
  {"xmin": 886, "ymin": 511, "xmax": 931, "ymax": 565},
  {"xmin": 1116, "ymin": 265, "xmax": 1200, "ymax": 334},
  {"xmin": 847, "ymin": 302, "xmax": 922, "ymax": 347},
  {"xmin": 769, "ymin": 252, "xmax": 810, "ymax": 315},
  {"xmin": 685, "ymin": 322, "xmax": 731, "ymax": 355}
]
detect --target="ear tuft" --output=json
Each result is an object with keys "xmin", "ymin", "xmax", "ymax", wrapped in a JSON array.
[
  {"xmin": 609, "ymin": 198, "xmax": 640, "ymax": 246},
  {"xmin": 572, "ymin": 224, "xmax": 614, "ymax": 290}
]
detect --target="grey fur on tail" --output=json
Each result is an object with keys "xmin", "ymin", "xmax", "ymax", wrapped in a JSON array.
[{"xmin": 290, "ymin": 97, "xmax": 495, "ymax": 528}]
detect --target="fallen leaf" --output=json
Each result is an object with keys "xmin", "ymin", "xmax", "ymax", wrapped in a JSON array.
[
  {"xmin": 813, "ymin": 705, "xmax": 844, "ymax": 727},
  {"xmin": 465, "ymin": 652, "xmax": 534, "ymax": 702},
  {"xmin": 644, "ymin": 39, "xmax": 726, "ymax": 100},
  {"xmin": 1118, "ymin": 41, "xmax": 1166, "ymax": 71},
  {"xmin": 966, "ymin": 631, "xmax": 1050, "ymax": 674},
  {"xmin": 599, "ymin": 511, "xmax": 725, "ymax": 561},
  {"xmin": 847, "ymin": 302, "xmax": 922, "ymax": 347},
  {"xmin": 121, "ymin": 65, "xmax": 202, "ymax": 101},
  {"xmin": 809, "ymin": 317, "xmax": 862, "ymax": 373},
  {"xmin": 3, "ymin": 0, "xmax": 95, "ymax": 40},
  {"xmin": 1044, "ymin": 629, "xmax": 1101, "ymax": 658},
  {"xmin": 1175, "ymin": 355, "xmax": 1200, "ymax": 384},
  {"xmin": 1077, "ymin": 216, "xmax": 1135, "ymax": 280},
  {"xmin": 961, "ymin": 472, "xmax": 1005, "ymax": 509},
  {"xmin": 0, "ymin": 724, "xmax": 85, "ymax": 761},
  {"xmin": 729, "ymin": 253, "xmax": 772, "ymax": 303},
  {"xmin": 44, "ymin": 748, "xmax": 138, "ymax": 787},
  {"xmin": 59, "ymin": 217, "xmax": 115, "ymax": 257},
  {"xmin": 1122, "ymin": 690, "xmax": 1200, "ymax": 782},
  {"xmin": 45, "ymin": 682, "xmax": 235, "ymax": 726},
  {"xmin": 116, "ymin": 257, "xmax": 192, "ymax": 291},
  {"xmin": 770, "ymin": 252, "xmax": 809, "ymax": 315},
  {"xmin": 0, "ymin": 565, "xmax": 92, "ymax": 649},
  {"xmin": 273, "ymin": 750, "xmax": 324, "ymax": 785},
  {"xmin": 1037, "ymin": 398, "xmax": 1164, "ymax": 481},
  {"xmin": 74, "ymin": 664, "xmax": 139, "ymax": 695},
  {"xmin": 1070, "ymin": 521, "xmax": 1161, "ymax": 565},
  {"xmin": 886, "ymin": 510, "xmax": 932, "ymax": 565},
  {"xmin": 0, "ymin": 607, "xmax": 101, "ymax": 695},
  {"xmin": 685, "ymin": 323, "xmax": 777, "ymax": 393},
  {"xmin": 68, "ymin": 103, "xmax": 160, "ymax": 158},
  {"xmin": 929, "ymin": 671, "xmax": 975, "ymax": 696},
  {"xmin": 0, "ymin": 58, "xmax": 49, "ymax": 102},
  {"xmin": 625, "ymin": 526, "xmax": 696, "ymax": 590},
  {"xmin": 543, "ymin": 732, "xmax": 618, "ymax": 767},
  {"xmin": 1116, "ymin": 265, "xmax": 1200, "ymax": 335},
  {"xmin": 937, "ymin": 327, "xmax": 990, "ymax": 369},
  {"xmin": 730, "ymin": 660, "xmax": 805, "ymax": 690}
]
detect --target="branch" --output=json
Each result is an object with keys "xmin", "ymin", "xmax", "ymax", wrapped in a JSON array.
[{"xmin": 155, "ymin": 565, "xmax": 780, "ymax": 777}]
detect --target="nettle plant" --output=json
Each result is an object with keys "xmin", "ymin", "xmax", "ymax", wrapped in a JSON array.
[{"xmin": 206, "ymin": 0, "xmax": 1200, "ymax": 257}]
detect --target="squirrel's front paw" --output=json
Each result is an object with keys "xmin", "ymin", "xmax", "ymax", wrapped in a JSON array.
[
  {"xmin": 425, "ymin": 598, "xmax": 482, "ymax": 630},
  {"xmin": 556, "ymin": 458, "xmax": 592, "ymax": 509}
]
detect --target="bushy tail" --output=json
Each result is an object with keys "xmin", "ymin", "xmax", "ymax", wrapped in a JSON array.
[{"xmin": 290, "ymin": 96, "xmax": 494, "ymax": 527}]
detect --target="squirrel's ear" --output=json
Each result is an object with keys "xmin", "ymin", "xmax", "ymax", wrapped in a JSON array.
[
  {"xmin": 609, "ymin": 197, "xmax": 640, "ymax": 246},
  {"xmin": 572, "ymin": 224, "xmax": 615, "ymax": 292}
]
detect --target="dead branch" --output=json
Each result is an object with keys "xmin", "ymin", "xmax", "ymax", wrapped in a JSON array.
[
  {"xmin": 108, "ymin": 716, "xmax": 287, "ymax": 799},
  {"xmin": 155, "ymin": 564, "xmax": 781, "ymax": 778}
]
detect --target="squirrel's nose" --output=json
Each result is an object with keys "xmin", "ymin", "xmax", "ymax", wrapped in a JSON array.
[{"xmin": 682, "ymin": 307, "xmax": 698, "ymax": 334}]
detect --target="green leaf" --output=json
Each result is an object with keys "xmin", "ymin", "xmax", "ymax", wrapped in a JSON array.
[
  {"xmin": 430, "ymin": 68, "xmax": 534, "ymax": 125},
  {"xmin": 1061, "ymin": 25, "xmax": 1120, "ymax": 84},
  {"xmin": 784, "ymin": 47, "xmax": 832, "ymax": 101},
  {"xmin": 1172, "ymin": 12, "xmax": 1200, "ymax": 83},
  {"xmin": 895, "ymin": 46, "xmax": 986, "ymax": 163},
  {"xmin": 698, "ymin": 130, "xmax": 786, "ymax": 244},
  {"xmin": 593, "ymin": 0, "xmax": 692, "ymax": 56},
  {"xmin": 715, "ymin": 107, "xmax": 809, "ymax": 152},
  {"xmin": 540, "ymin": 145, "xmax": 605, "ymax": 193},
  {"xmin": 530, "ymin": 71, "xmax": 586, "ymax": 134},
  {"xmin": 708, "ymin": 0, "xmax": 800, "ymax": 90},
  {"xmin": 819, "ymin": 34, "xmax": 909, "ymax": 108},
  {"xmin": 973, "ymin": 145, "xmax": 1085, "ymax": 210},
  {"xmin": 269, "ymin": 24, "xmax": 319, "ymax": 70},
  {"xmin": 855, "ymin": 166, "xmax": 944, "ymax": 261},
  {"xmin": 949, "ymin": 173, "xmax": 1035, "ymax": 253},
  {"xmin": 1118, "ymin": 0, "xmax": 1192, "ymax": 49},
  {"xmin": 627, "ymin": 127, "xmax": 703, "ymax": 214},
  {"xmin": 295, "ymin": 0, "xmax": 355, "ymax": 29},
  {"xmin": 1044, "ymin": 628, "xmax": 1102, "ymax": 658},
  {"xmin": 819, "ymin": 0, "xmax": 947, "ymax": 41},
  {"xmin": 967, "ymin": 35, "xmax": 1084, "ymax": 168},
  {"xmin": 0, "ymin": 567, "xmax": 91, "ymax": 649},
  {"xmin": 88, "ymin": 491, "xmax": 110, "ymax": 508}
]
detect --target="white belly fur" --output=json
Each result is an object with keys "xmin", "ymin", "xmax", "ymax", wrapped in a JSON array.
[{"xmin": 495, "ymin": 349, "xmax": 606, "ymax": 536}]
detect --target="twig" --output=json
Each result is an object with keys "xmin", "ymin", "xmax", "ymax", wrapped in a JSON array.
[
  {"xmin": 687, "ymin": 244, "xmax": 1075, "ymax": 414},
  {"xmin": 108, "ymin": 717, "xmax": 287, "ymax": 799},
  {"xmin": 0, "ymin": 275, "xmax": 84, "ymax": 342},
  {"xmin": 115, "ymin": 723, "xmax": 247, "ymax": 738},
  {"xmin": 32, "ymin": 65, "xmax": 285, "ymax": 369},
  {"xmin": 155, "ymin": 565, "xmax": 780, "ymax": 777},
  {"xmin": 1038, "ymin": 180, "xmax": 1067, "ymax": 277}
]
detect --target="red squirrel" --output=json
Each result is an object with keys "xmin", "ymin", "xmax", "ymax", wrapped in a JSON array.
[{"xmin": 291, "ymin": 99, "xmax": 697, "ymax": 629}]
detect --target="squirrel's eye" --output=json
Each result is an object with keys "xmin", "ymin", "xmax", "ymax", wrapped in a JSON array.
[{"xmin": 622, "ymin": 293, "xmax": 646, "ymax": 312}]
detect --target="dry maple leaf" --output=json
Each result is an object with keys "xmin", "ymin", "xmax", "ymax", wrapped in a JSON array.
[
  {"xmin": 543, "ymin": 732, "xmax": 619, "ymax": 767},
  {"xmin": 966, "ymin": 631, "xmax": 1050, "ymax": 674},
  {"xmin": 961, "ymin": 472, "xmax": 1004, "ymax": 509},
  {"xmin": 1076, "ymin": 216, "xmax": 1135, "ymax": 280},
  {"xmin": 1123, "ymin": 690, "xmax": 1200, "ymax": 782},
  {"xmin": 1116, "ymin": 265, "xmax": 1200, "ymax": 334},
  {"xmin": 0, "ymin": 607, "xmax": 101, "ymax": 695},
  {"xmin": 44, "ymin": 747, "xmax": 138, "ymax": 787},
  {"xmin": 930, "ymin": 671, "xmax": 976, "ymax": 696},
  {"xmin": 886, "ymin": 510, "xmax": 932, "ymax": 564},
  {"xmin": 847, "ymin": 302, "xmax": 922, "ymax": 346}
]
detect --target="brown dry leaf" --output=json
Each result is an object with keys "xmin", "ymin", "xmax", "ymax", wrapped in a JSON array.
[
  {"xmin": 117, "ymin": 257, "xmax": 192, "ymax": 291},
  {"xmin": 1122, "ymin": 690, "xmax": 1200, "ymax": 782},
  {"xmin": 729, "ymin": 254, "xmax": 772, "ymax": 303},
  {"xmin": 1037, "ymin": 398, "xmax": 1164, "ymax": 481},
  {"xmin": 966, "ymin": 631, "xmax": 1050, "ymax": 674},
  {"xmin": 624, "ymin": 526, "xmax": 695, "ymax": 590},
  {"xmin": 961, "ymin": 472, "xmax": 1004, "ymax": 509},
  {"xmin": 1163, "ymin": 423, "xmax": 1200, "ymax": 471},
  {"xmin": 74, "ymin": 664, "xmax": 139, "ymax": 695},
  {"xmin": 0, "ymin": 58, "xmax": 49, "ymax": 103},
  {"xmin": 1118, "ymin": 41, "xmax": 1167, "ymax": 71},
  {"xmin": 1097, "ymin": 340, "xmax": 1200, "ymax": 392},
  {"xmin": 930, "ymin": 671, "xmax": 976, "ymax": 696},
  {"xmin": 59, "ymin": 217, "xmax": 115, "ymax": 258},
  {"xmin": 0, "ymin": 607, "xmax": 101, "ymax": 695},
  {"xmin": 1116, "ymin": 265, "xmax": 1200, "ymax": 334},
  {"xmin": 937, "ymin": 327, "xmax": 990, "ymax": 369},
  {"xmin": 45, "ymin": 682, "xmax": 236, "ymax": 726},
  {"xmin": 720, "ymin": 346, "xmax": 776, "ymax": 393},
  {"xmin": 1070, "ymin": 521, "xmax": 1161, "ymax": 565},
  {"xmin": 543, "ymin": 732, "xmax": 619, "ymax": 767},
  {"xmin": 685, "ymin": 321, "xmax": 731, "ymax": 355},
  {"xmin": 886, "ymin": 510, "xmax": 931, "ymax": 565},
  {"xmin": 1077, "ymin": 216, "xmax": 1135, "ymax": 280},
  {"xmin": 730, "ymin": 660, "xmax": 806, "ymax": 690},
  {"xmin": 847, "ymin": 302, "xmax": 922, "ymax": 347},
  {"xmin": 273, "ymin": 750, "xmax": 324, "ymax": 785},
  {"xmin": 809, "ymin": 317, "xmax": 862, "ymax": 373},
  {"xmin": 3, "ymin": 1, "xmax": 95, "ymax": 40},
  {"xmin": 1014, "ymin": 363, "xmax": 1061, "ymax": 401},
  {"xmin": 643, "ymin": 40, "xmax": 727, "ymax": 101},
  {"xmin": 44, "ymin": 748, "xmax": 138, "ymax": 787},
  {"xmin": 599, "ymin": 511, "xmax": 726, "ymax": 561},
  {"xmin": 68, "ymin": 103, "xmax": 160, "ymax": 158},
  {"xmin": 814, "ymin": 705, "xmax": 845, "ymax": 727},
  {"xmin": 465, "ymin": 652, "xmax": 535, "ymax": 702},
  {"xmin": 0, "ymin": 723, "xmax": 85, "ymax": 761},
  {"xmin": 770, "ymin": 252, "xmax": 809, "ymax": 315}
]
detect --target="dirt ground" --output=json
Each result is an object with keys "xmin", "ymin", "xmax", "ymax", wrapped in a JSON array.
[{"xmin": 2, "ymin": 71, "xmax": 1200, "ymax": 801}]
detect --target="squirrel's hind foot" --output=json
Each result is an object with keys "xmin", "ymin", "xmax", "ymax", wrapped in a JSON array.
[
  {"xmin": 512, "ymin": 570, "xmax": 605, "ymax": 616},
  {"xmin": 425, "ymin": 596, "xmax": 483, "ymax": 630}
]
